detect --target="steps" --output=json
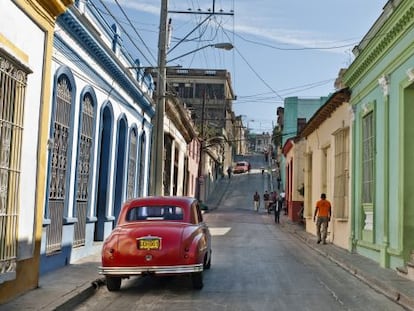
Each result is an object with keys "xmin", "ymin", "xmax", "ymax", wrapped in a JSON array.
[{"xmin": 397, "ymin": 251, "xmax": 414, "ymax": 281}]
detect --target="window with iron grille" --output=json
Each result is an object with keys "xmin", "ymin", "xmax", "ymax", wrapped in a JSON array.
[
  {"xmin": 127, "ymin": 128, "xmax": 138, "ymax": 200},
  {"xmin": 362, "ymin": 112, "xmax": 374, "ymax": 204},
  {"xmin": 138, "ymin": 132, "xmax": 146, "ymax": 196},
  {"xmin": 334, "ymin": 128, "xmax": 349, "ymax": 218},
  {"xmin": 73, "ymin": 92, "xmax": 95, "ymax": 248},
  {"xmin": 0, "ymin": 52, "xmax": 30, "ymax": 279},
  {"xmin": 46, "ymin": 75, "xmax": 72, "ymax": 254}
]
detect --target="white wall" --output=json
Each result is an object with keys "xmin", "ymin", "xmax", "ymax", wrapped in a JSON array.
[{"xmin": 0, "ymin": 0, "xmax": 45, "ymax": 260}]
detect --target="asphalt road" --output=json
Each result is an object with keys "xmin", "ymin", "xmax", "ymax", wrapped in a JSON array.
[{"xmin": 75, "ymin": 155, "xmax": 405, "ymax": 311}]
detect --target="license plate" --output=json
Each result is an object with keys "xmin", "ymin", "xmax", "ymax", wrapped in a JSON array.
[{"xmin": 138, "ymin": 238, "xmax": 161, "ymax": 250}]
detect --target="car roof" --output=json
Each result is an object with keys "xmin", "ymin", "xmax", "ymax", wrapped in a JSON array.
[{"xmin": 125, "ymin": 196, "xmax": 196, "ymax": 207}]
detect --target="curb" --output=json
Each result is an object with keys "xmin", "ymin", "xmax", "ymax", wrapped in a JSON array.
[
  {"xmin": 54, "ymin": 278, "xmax": 105, "ymax": 311},
  {"xmin": 205, "ymin": 178, "xmax": 230, "ymax": 211}
]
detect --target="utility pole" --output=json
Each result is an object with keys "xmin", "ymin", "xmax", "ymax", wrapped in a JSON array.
[
  {"xmin": 196, "ymin": 91, "xmax": 206, "ymax": 201},
  {"xmin": 150, "ymin": 0, "xmax": 168, "ymax": 196},
  {"xmin": 150, "ymin": 0, "xmax": 233, "ymax": 196}
]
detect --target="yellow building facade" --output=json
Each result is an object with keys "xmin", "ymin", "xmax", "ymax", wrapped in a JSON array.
[
  {"xmin": 300, "ymin": 89, "xmax": 351, "ymax": 249},
  {"xmin": 0, "ymin": 0, "xmax": 72, "ymax": 303}
]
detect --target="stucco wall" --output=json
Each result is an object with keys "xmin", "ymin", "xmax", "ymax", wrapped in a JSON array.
[{"xmin": 304, "ymin": 103, "xmax": 351, "ymax": 249}]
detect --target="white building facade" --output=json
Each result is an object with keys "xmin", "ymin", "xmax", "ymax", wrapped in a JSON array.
[{"xmin": 40, "ymin": 2, "xmax": 155, "ymax": 273}]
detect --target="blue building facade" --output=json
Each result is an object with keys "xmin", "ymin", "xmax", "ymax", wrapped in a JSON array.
[
  {"xmin": 280, "ymin": 96, "xmax": 327, "ymax": 190},
  {"xmin": 40, "ymin": 1, "xmax": 155, "ymax": 273}
]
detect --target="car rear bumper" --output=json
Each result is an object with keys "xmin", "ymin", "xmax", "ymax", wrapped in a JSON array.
[{"xmin": 99, "ymin": 264, "xmax": 203, "ymax": 276}]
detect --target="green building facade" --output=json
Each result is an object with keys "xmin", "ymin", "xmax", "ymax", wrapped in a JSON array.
[{"xmin": 344, "ymin": 0, "xmax": 414, "ymax": 270}]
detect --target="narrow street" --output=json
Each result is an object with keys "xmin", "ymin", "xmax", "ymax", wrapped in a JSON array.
[{"xmin": 74, "ymin": 155, "xmax": 405, "ymax": 311}]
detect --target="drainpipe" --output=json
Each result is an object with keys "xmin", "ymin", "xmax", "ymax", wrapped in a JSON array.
[
  {"xmin": 379, "ymin": 74, "xmax": 390, "ymax": 267},
  {"xmin": 349, "ymin": 104, "xmax": 357, "ymax": 253}
]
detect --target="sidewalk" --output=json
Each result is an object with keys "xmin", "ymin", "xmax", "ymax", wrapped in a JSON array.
[
  {"xmin": 279, "ymin": 217, "xmax": 414, "ymax": 311},
  {"xmin": 0, "ymin": 252, "xmax": 103, "ymax": 311},
  {"xmin": 2, "ymin": 197, "xmax": 414, "ymax": 310},
  {"xmin": 203, "ymin": 177, "xmax": 230, "ymax": 212},
  {"xmin": 0, "ymin": 179, "xmax": 230, "ymax": 311}
]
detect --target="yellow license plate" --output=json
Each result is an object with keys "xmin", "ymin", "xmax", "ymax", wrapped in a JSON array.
[{"xmin": 138, "ymin": 238, "xmax": 161, "ymax": 250}]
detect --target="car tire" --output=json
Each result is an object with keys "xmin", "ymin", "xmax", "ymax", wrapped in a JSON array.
[
  {"xmin": 191, "ymin": 271, "xmax": 203, "ymax": 289},
  {"xmin": 106, "ymin": 276, "xmax": 121, "ymax": 291},
  {"xmin": 204, "ymin": 251, "xmax": 211, "ymax": 269}
]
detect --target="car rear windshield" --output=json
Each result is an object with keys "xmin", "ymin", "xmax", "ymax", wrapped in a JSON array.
[
  {"xmin": 236, "ymin": 162, "xmax": 246, "ymax": 166},
  {"xmin": 126, "ymin": 206, "xmax": 184, "ymax": 221}
]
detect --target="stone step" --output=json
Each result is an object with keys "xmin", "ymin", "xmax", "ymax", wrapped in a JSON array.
[{"xmin": 396, "ymin": 263, "xmax": 414, "ymax": 281}]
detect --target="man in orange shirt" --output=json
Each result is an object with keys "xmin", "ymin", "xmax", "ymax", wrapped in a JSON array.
[{"xmin": 313, "ymin": 193, "xmax": 332, "ymax": 244}]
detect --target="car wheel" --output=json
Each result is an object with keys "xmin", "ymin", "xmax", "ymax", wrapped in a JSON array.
[
  {"xmin": 191, "ymin": 271, "xmax": 203, "ymax": 289},
  {"xmin": 204, "ymin": 251, "xmax": 211, "ymax": 270},
  {"xmin": 106, "ymin": 276, "xmax": 121, "ymax": 291}
]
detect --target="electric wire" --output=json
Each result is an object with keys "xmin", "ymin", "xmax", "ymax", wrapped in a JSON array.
[
  {"xmin": 91, "ymin": 0, "xmax": 157, "ymax": 67},
  {"xmin": 113, "ymin": 0, "xmax": 158, "ymax": 63}
]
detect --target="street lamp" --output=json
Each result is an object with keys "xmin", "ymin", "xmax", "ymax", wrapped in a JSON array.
[
  {"xmin": 167, "ymin": 43, "xmax": 234, "ymax": 64},
  {"xmin": 150, "ymin": 0, "xmax": 234, "ymax": 195}
]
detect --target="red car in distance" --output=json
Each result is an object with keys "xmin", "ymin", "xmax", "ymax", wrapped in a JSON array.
[
  {"xmin": 99, "ymin": 196, "xmax": 212, "ymax": 291},
  {"xmin": 233, "ymin": 161, "xmax": 250, "ymax": 174}
]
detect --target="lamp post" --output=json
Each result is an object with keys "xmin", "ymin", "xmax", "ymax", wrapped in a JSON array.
[
  {"xmin": 150, "ymin": 0, "xmax": 169, "ymax": 196},
  {"xmin": 167, "ymin": 43, "xmax": 234, "ymax": 64},
  {"xmin": 150, "ymin": 2, "xmax": 234, "ymax": 195}
]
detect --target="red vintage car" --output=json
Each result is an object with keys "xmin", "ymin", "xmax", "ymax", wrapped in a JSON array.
[
  {"xmin": 233, "ymin": 161, "xmax": 250, "ymax": 174},
  {"xmin": 99, "ymin": 196, "xmax": 212, "ymax": 291}
]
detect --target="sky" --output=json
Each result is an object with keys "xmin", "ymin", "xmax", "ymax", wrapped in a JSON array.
[{"xmin": 94, "ymin": 0, "xmax": 387, "ymax": 133}]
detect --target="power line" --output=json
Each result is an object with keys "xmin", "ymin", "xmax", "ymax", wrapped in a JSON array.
[
  {"xmin": 113, "ymin": 0, "xmax": 158, "ymax": 63},
  {"xmin": 90, "ymin": 0, "xmax": 157, "ymax": 66}
]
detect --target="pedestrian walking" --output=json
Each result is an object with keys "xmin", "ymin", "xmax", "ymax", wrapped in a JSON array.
[
  {"xmin": 263, "ymin": 190, "xmax": 270, "ymax": 213},
  {"xmin": 274, "ymin": 200, "xmax": 281, "ymax": 223},
  {"xmin": 253, "ymin": 191, "xmax": 260, "ymax": 212},
  {"xmin": 227, "ymin": 166, "xmax": 232, "ymax": 179},
  {"xmin": 313, "ymin": 193, "xmax": 332, "ymax": 244},
  {"xmin": 271, "ymin": 191, "xmax": 277, "ymax": 203}
]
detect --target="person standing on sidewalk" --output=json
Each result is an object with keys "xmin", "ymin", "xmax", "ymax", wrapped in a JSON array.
[
  {"xmin": 313, "ymin": 193, "xmax": 332, "ymax": 244},
  {"xmin": 253, "ymin": 191, "xmax": 260, "ymax": 212}
]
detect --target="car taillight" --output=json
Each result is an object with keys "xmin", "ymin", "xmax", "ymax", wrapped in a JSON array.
[{"xmin": 108, "ymin": 248, "xmax": 115, "ymax": 260}]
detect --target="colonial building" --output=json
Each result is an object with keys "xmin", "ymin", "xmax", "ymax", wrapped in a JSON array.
[
  {"xmin": 40, "ymin": 2, "xmax": 154, "ymax": 273},
  {"xmin": 152, "ymin": 68, "xmax": 236, "ymax": 201},
  {"xmin": 299, "ymin": 88, "xmax": 352, "ymax": 249},
  {"xmin": 254, "ymin": 132, "xmax": 272, "ymax": 153},
  {"xmin": 0, "ymin": 0, "xmax": 73, "ymax": 303},
  {"xmin": 343, "ymin": 0, "xmax": 414, "ymax": 276},
  {"xmin": 282, "ymin": 136, "xmax": 306, "ymax": 223},
  {"xmin": 163, "ymin": 95, "xmax": 200, "ymax": 197},
  {"xmin": 233, "ymin": 115, "xmax": 247, "ymax": 156},
  {"xmin": 279, "ymin": 96, "xmax": 327, "ymax": 193}
]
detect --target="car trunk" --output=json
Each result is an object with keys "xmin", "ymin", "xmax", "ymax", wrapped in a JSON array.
[{"xmin": 115, "ymin": 222, "xmax": 188, "ymax": 266}]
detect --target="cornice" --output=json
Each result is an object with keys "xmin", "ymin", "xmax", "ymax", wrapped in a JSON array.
[
  {"xmin": 37, "ymin": 0, "xmax": 73, "ymax": 17},
  {"xmin": 165, "ymin": 97, "xmax": 198, "ymax": 143},
  {"xmin": 57, "ymin": 7, "xmax": 155, "ymax": 117},
  {"xmin": 299, "ymin": 88, "xmax": 351, "ymax": 139},
  {"xmin": 16, "ymin": 0, "xmax": 72, "ymax": 26},
  {"xmin": 344, "ymin": 3, "xmax": 414, "ymax": 87}
]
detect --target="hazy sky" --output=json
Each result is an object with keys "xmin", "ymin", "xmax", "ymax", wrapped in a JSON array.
[{"xmin": 98, "ymin": 0, "xmax": 387, "ymax": 132}]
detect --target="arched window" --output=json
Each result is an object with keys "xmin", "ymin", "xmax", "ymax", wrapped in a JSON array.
[
  {"xmin": 73, "ymin": 91, "xmax": 96, "ymax": 247},
  {"xmin": 47, "ymin": 73, "xmax": 74, "ymax": 254},
  {"xmin": 138, "ymin": 132, "xmax": 146, "ymax": 196},
  {"xmin": 127, "ymin": 128, "xmax": 138, "ymax": 199},
  {"xmin": 0, "ymin": 53, "xmax": 30, "ymax": 279}
]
